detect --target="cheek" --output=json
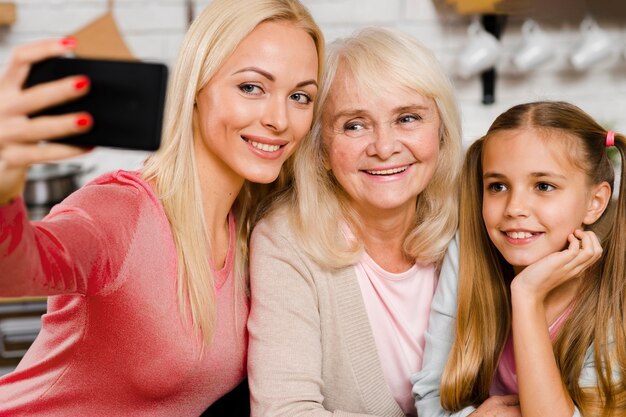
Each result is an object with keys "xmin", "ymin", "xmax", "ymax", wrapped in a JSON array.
[
  {"xmin": 482, "ymin": 197, "xmax": 499, "ymax": 227},
  {"xmin": 198, "ymin": 90, "xmax": 246, "ymax": 131},
  {"xmin": 291, "ymin": 109, "xmax": 315, "ymax": 143},
  {"xmin": 328, "ymin": 142, "xmax": 356, "ymax": 176},
  {"xmin": 417, "ymin": 133, "xmax": 441, "ymax": 161}
]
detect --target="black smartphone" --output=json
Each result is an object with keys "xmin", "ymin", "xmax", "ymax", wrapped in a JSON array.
[{"xmin": 24, "ymin": 57, "xmax": 168, "ymax": 151}]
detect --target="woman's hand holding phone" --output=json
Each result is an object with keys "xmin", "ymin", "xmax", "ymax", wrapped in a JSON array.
[{"xmin": 0, "ymin": 38, "xmax": 92, "ymax": 205}]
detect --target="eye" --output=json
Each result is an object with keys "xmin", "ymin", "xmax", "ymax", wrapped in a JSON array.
[
  {"xmin": 398, "ymin": 113, "xmax": 421, "ymax": 124},
  {"xmin": 238, "ymin": 83, "xmax": 263, "ymax": 96},
  {"xmin": 536, "ymin": 182, "xmax": 556, "ymax": 192},
  {"xmin": 487, "ymin": 182, "xmax": 508, "ymax": 193},
  {"xmin": 344, "ymin": 121, "xmax": 365, "ymax": 132},
  {"xmin": 290, "ymin": 92, "xmax": 312, "ymax": 105}
]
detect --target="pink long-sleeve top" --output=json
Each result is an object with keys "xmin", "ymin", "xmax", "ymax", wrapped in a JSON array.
[{"xmin": 0, "ymin": 170, "xmax": 248, "ymax": 417}]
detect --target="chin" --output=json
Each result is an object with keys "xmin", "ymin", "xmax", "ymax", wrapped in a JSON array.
[{"xmin": 244, "ymin": 171, "xmax": 281, "ymax": 185}]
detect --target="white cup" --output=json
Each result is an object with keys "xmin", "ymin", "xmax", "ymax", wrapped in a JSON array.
[
  {"xmin": 456, "ymin": 19, "xmax": 502, "ymax": 79},
  {"xmin": 570, "ymin": 16, "xmax": 613, "ymax": 71},
  {"xmin": 512, "ymin": 20, "xmax": 554, "ymax": 72}
]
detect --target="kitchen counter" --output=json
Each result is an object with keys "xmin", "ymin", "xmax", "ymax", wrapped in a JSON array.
[{"xmin": 0, "ymin": 297, "xmax": 46, "ymax": 376}]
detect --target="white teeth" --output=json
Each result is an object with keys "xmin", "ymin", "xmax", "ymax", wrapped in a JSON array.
[
  {"xmin": 247, "ymin": 139, "xmax": 281, "ymax": 152},
  {"xmin": 367, "ymin": 166, "xmax": 407, "ymax": 175},
  {"xmin": 506, "ymin": 231, "xmax": 534, "ymax": 239}
]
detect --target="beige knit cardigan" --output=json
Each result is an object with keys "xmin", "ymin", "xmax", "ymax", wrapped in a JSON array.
[{"xmin": 247, "ymin": 212, "xmax": 406, "ymax": 417}]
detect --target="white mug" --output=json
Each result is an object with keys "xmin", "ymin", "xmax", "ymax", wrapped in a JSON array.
[
  {"xmin": 456, "ymin": 19, "xmax": 502, "ymax": 79},
  {"xmin": 570, "ymin": 16, "xmax": 613, "ymax": 71},
  {"xmin": 512, "ymin": 19, "xmax": 554, "ymax": 72}
]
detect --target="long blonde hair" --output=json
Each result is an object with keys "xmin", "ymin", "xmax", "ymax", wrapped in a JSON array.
[
  {"xmin": 272, "ymin": 27, "xmax": 462, "ymax": 268},
  {"xmin": 142, "ymin": 0, "xmax": 324, "ymax": 347},
  {"xmin": 441, "ymin": 101, "xmax": 626, "ymax": 416}
]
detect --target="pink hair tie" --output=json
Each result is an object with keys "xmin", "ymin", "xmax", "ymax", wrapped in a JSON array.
[{"xmin": 606, "ymin": 130, "xmax": 615, "ymax": 147}]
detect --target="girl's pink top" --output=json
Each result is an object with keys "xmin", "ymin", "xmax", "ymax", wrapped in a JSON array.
[
  {"xmin": 355, "ymin": 252, "xmax": 438, "ymax": 417},
  {"xmin": 491, "ymin": 305, "xmax": 572, "ymax": 396},
  {"xmin": 0, "ymin": 170, "xmax": 248, "ymax": 416}
]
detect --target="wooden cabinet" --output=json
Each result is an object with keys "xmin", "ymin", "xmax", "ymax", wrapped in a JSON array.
[
  {"xmin": 446, "ymin": 0, "xmax": 504, "ymax": 14},
  {"xmin": 0, "ymin": 2, "xmax": 15, "ymax": 26}
]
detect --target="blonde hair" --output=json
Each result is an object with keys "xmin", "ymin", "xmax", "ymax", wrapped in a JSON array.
[
  {"xmin": 275, "ymin": 27, "xmax": 462, "ymax": 268},
  {"xmin": 142, "ymin": 0, "xmax": 324, "ymax": 347},
  {"xmin": 441, "ymin": 101, "xmax": 626, "ymax": 416}
]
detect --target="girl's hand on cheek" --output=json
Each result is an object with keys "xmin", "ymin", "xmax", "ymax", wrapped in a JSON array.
[{"xmin": 511, "ymin": 229, "xmax": 603, "ymax": 303}]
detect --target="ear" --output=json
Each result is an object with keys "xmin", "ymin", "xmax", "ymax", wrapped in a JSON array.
[{"xmin": 583, "ymin": 181, "xmax": 612, "ymax": 225}]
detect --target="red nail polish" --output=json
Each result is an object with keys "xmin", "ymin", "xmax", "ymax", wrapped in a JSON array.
[
  {"xmin": 74, "ymin": 76, "xmax": 90, "ymax": 90},
  {"xmin": 75, "ymin": 114, "xmax": 92, "ymax": 128},
  {"xmin": 60, "ymin": 37, "xmax": 77, "ymax": 47}
]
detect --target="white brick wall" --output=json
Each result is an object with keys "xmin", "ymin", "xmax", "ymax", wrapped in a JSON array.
[{"xmin": 1, "ymin": 0, "xmax": 625, "ymax": 180}]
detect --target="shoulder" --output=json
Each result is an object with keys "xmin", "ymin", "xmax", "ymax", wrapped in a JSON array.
[
  {"xmin": 45, "ymin": 170, "xmax": 165, "ymax": 237},
  {"xmin": 55, "ymin": 170, "xmax": 159, "ymax": 215},
  {"xmin": 252, "ymin": 205, "xmax": 299, "ymax": 247},
  {"xmin": 250, "ymin": 206, "xmax": 335, "ymax": 282}
]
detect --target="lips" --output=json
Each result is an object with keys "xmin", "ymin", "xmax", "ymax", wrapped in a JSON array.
[
  {"xmin": 501, "ymin": 229, "xmax": 543, "ymax": 244},
  {"xmin": 246, "ymin": 139, "xmax": 281, "ymax": 152},
  {"xmin": 363, "ymin": 164, "xmax": 411, "ymax": 176},
  {"xmin": 505, "ymin": 231, "xmax": 536, "ymax": 239},
  {"xmin": 241, "ymin": 135, "xmax": 289, "ymax": 153}
]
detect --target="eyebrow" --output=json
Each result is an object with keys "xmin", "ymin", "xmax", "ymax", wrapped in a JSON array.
[
  {"xmin": 330, "ymin": 104, "xmax": 431, "ymax": 124},
  {"xmin": 233, "ymin": 67, "xmax": 318, "ymax": 88},
  {"xmin": 483, "ymin": 171, "xmax": 568, "ymax": 180}
]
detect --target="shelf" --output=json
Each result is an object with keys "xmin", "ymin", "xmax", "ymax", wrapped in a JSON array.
[
  {"xmin": 0, "ymin": 297, "xmax": 46, "ymax": 305},
  {"xmin": 0, "ymin": 2, "xmax": 15, "ymax": 26},
  {"xmin": 446, "ymin": 0, "xmax": 504, "ymax": 14}
]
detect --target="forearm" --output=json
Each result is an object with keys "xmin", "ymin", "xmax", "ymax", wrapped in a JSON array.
[{"xmin": 511, "ymin": 291, "xmax": 574, "ymax": 417}]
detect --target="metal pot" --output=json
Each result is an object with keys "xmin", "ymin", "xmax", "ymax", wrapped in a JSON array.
[{"xmin": 23, "ymin": 164, "xmax": 93, "ymax": 218}]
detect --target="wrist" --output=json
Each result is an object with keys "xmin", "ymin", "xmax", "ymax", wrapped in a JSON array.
[{"xmin": 511, "ymin": 279, "xmax": 544, "ymax": 310}]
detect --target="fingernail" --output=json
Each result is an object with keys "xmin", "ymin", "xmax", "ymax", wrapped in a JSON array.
[
  {"xmin": 74, "ymin": 76, "xmax": 90, "ymax": 90},
  {"xmin": 75, "ymin": 114, "xmax": 93, "ymax": 128},
  {"xmin": 60, "ymin": 37, "xmax": 77, "ymax": 48}
]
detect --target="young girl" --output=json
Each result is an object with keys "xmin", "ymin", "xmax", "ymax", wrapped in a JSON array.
[
  {"xmin": 0, "ymin": 0, "xmax": 323, "ymax": 415},
  {"xmin": 414, "ymin": 101, "xmax": 625, "ymax": 417}
]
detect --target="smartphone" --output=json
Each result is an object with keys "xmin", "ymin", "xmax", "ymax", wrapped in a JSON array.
[{"xmin": 24, "ymin": 57, "xmax": 168, "ymax": 151}]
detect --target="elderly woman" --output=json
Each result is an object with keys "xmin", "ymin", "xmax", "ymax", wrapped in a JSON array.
[{"xmin": 247, "ymin": 27, "xmax": 462, "ymax": 416}]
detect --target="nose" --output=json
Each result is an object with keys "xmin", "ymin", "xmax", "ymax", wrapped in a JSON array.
[
  {"xmin": 366, "ymin": 126, "xmax": 401, "ymax": 160},
  {"xmin": 504, "ymin": 189, "xmax": 530, "ymax": 217},
  {"xmin": 261, "ymin": 96, "xmax": 288, "ymax": 133}
]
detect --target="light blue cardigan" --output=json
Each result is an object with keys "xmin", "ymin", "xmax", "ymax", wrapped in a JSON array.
[{"xmin": 410, "ymin": 236, "xmax": 614, "ymax": 417}]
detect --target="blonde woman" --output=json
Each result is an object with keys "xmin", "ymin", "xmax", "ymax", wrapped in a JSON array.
[
  {"xmin": 0, "ymin": 0, "xmax": 323, "ymax": 415},
  {"xmin": 247, "ymin": 27, "xmax": 462, "ymax": 416}
]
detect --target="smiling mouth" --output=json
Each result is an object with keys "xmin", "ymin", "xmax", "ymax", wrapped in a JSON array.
[
  {"xmin": 365, "ymin": 166, "xmax": 409, "ymax": 176},
  {"xmin": 504, "ymin": 231, "xmax": 542, "ymax": 239},
  {"xmin": 242, "ymin": 137, "xmax": 284, "ymax": 153}
]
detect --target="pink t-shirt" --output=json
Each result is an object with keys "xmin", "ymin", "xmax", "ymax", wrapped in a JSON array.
[
  {"xmin": 355, "ymin": 252, "xmax": 438, "ymax": 417},
  {"xmin": 0, "ymin": 170, "xmax": 248, "ymax": 416},
  {"xmin": 490, "ymin": 305, "xmax": 572, "ymax": 396}
]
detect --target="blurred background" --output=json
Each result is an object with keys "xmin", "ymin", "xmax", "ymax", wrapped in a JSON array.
[{"xmin": 0, "ymin": 0, "xmax": 624, "ymax": 179}]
